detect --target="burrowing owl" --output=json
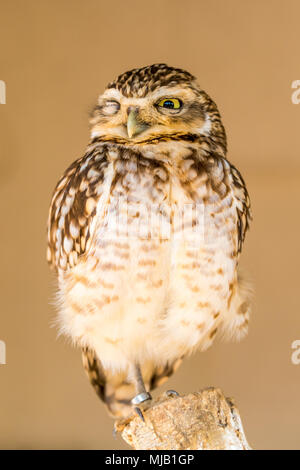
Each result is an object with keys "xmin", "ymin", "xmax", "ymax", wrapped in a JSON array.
[{"xmin": 47, "ymin": 64, "xmax": 251, "ymax": 418}]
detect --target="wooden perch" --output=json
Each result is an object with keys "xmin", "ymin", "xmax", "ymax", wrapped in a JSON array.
[{"xmin": 115, "ymin": 387, "xmax": 251, "ymax": 450}]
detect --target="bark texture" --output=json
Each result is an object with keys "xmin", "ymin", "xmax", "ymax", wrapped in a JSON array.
[{"xmin": 115, "ymin": 387, "xmax": 251, "ymax": 450}]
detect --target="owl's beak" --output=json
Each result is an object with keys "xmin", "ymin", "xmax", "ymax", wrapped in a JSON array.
[{"xmin": 127, "ymin": 108, "xmax": 148, "ymax": 138}]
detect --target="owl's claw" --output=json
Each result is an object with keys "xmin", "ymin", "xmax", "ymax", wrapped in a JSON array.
[
  {"xmin": 132, "ymin": 391, "xmax": 152, "ymax": 422},
  {"xmin": 134, "ymin": 406, "xmax": 145, "ymax": 422},
  {"xmin": 166, "ymin": 389, "xmax": 180, "ymax": 397}
]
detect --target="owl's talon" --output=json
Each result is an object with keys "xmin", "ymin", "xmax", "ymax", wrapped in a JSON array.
[
  {"xmin": 166, "ymin": 389, "xmax": 180, "ymax": 397},
  {"xmin": 134, "ymin": 406, "xmax": 145, "ymax": 422}
]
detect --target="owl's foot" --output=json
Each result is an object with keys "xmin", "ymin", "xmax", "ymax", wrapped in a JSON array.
[
  {"xmin": 166, "ymin": 389, "xmax": 180, "ymax": 397},
  {"xmin": 130, "ymin": 364, "xmax": 152, "ymax": 421},
  {"xmin": 132, "ymin": 392, "xmax": 152, "ymax": 422}
]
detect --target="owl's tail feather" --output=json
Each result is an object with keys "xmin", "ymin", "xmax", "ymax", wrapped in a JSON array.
[{"xmin": 82, "ymin": 347, "xmax": 183, "ymax": 419}]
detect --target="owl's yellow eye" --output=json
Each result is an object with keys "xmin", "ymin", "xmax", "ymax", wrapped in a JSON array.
[{"xmin": 157, "ymin": 98, "xmax": 182, "ymax": 110}]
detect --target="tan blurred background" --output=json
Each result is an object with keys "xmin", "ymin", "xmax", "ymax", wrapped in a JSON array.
[{"xmin": 0, "ymin": 0, "xmax": 300, "ymax": 450}]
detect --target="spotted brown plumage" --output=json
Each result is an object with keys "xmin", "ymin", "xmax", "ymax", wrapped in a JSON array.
[
  {"xmin": 107, "ymin": 64, "xmax": 195, "ymax": 98},
  {"xmin": 47, "ymin": 148, "xmax": 109, "ymax": 271},
  {"xmin": 47, "ymin": 64, "xmax": 252, "ymax": 419}
]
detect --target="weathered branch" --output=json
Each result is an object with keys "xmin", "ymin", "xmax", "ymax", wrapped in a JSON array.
[{"xmin": 115, "ymin": 387, "xmax": 251, "ymax": 450}]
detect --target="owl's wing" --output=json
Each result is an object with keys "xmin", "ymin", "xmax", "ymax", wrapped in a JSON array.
[
  {"xmin": 47, "ymin": 149, "xmax": 109, "ymax": 271},
  {"xmin": 82, "ymin": 347, "xmax": 106, "ymax": 402},
  {"xmin": 82, "ymin": 347, "xmax": 133, "ymax": 418},
  {"xmin": 229, "ymin": 162, "xmax": 252, "ymax": 254},
  {"xmin": 148, "ymin": 357, "xmax": 183, "ymax": 390}
]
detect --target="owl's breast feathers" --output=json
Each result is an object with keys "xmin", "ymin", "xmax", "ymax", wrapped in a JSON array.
[
  {"xmin": 47, "ymin": 142, "xmax": 250, "ymax": 272},
  {"xmin": 47, "ymin": 142, "xmax": 251, "ymax": 369}
]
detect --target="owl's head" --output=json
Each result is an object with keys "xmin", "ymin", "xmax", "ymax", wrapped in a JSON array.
[{"xmin": 90, "ymin": 64, "xmax": 226, "ymax": 155}]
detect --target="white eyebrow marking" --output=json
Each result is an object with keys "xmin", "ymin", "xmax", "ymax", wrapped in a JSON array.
[
  {"xmin": 199, "ymin": 115, "xmax": 211, "ymax": 135},
  {"xmin": 100, "ymin": 88, "xmax": 122, "ymax": 101},
  {"xmin": 150, "ymin": 85, "xmax": 191, "ymax": 100},
  {"xmin": 101, "ymin": 85, "xmax": 192, "ymax": 103},
  {"xmin": 91, "ymin": 129, "xmax": 100, "ymax": 138}
]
